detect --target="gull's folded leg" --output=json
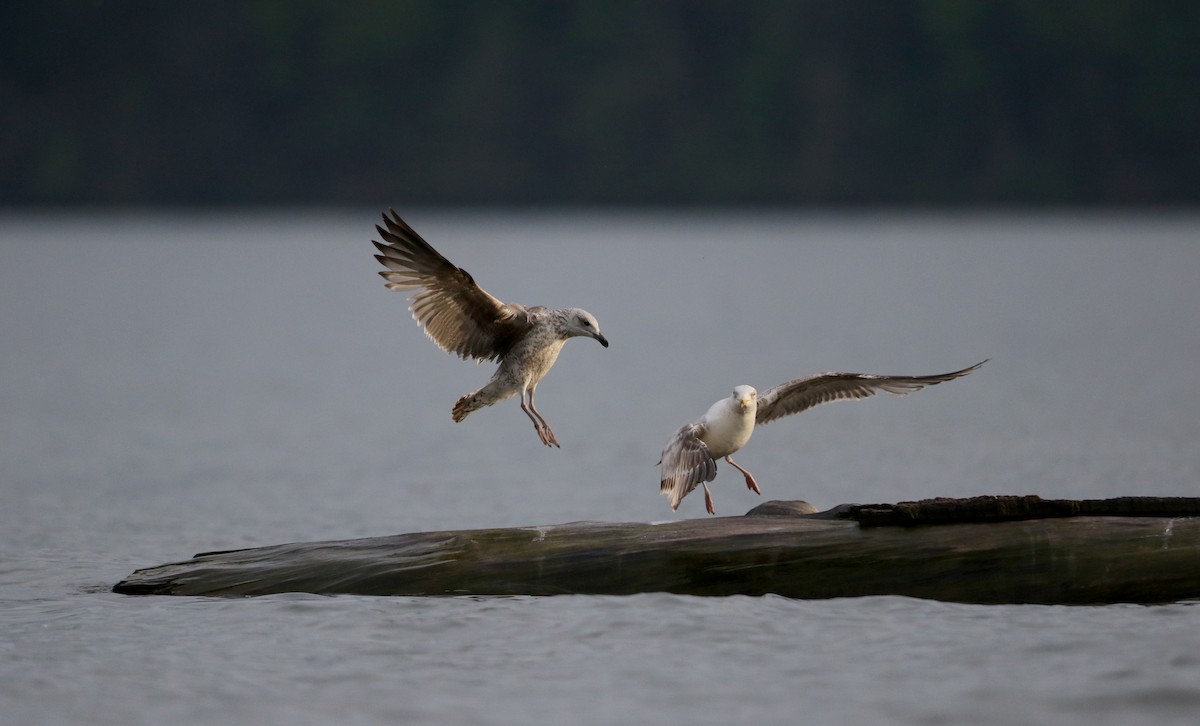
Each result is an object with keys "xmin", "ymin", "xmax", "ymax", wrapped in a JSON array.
[{"xmin": 724, "ymin": 456, "xmax": 761, "ymax": 495}]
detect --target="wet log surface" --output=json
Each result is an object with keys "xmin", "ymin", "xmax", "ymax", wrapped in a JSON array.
[{"xmin": 113, "ymin": 496, "xmax": 1200, "ymax": 604}]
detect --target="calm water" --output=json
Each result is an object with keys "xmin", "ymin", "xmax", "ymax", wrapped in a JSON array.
[{"xmin": 2, "ymin": 210, "xmax": 1199, "ymax": 725}]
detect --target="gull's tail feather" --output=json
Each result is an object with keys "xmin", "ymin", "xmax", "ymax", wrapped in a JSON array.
[
  {"xmin": 452, "ymin": 393, "xmax": 481, "ymax": 422},
  {"xmin": 660, "ymin": 478, "xmax": 685, "ymax": 511},
  {"xmin": 451, "ymin": 380, "xmax": 517, "ymax": 422}
]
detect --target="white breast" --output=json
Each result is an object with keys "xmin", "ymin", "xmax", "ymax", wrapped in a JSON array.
[{"xmin": 698, "ymin": 396, "xmax": 756, "ymax": 458}]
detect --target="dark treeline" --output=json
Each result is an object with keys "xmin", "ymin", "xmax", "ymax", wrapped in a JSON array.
[{"xmin": 3, "ymin": 1, "xmax": 1198, "ymax": 206}]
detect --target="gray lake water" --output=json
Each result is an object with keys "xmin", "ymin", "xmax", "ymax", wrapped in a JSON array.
[{"xmin": 3, "ymin": 210, "xmax": 1199, "ymax": 725}]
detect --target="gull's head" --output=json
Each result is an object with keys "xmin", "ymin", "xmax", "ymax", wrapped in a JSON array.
[
  {"xmin": 731, "ymin": 385, "xmax": 758, "ymax": 412},
  {"xmin": 564, "ymin": 308, "xmax": 608, "ymax": 348}
]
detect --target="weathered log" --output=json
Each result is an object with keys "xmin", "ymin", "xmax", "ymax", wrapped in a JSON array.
[
  {"xmin": 113, "ymin": 496, "xmax": 1200, "ymax": 604},
  {"xmin": 847, "ymin": 494, "xmax": 1200, "ymax": 527}
]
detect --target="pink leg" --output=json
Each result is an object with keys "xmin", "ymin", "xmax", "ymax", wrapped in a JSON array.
[
  {"xmin": 528, "ymin": 388, "xmax": 559, "ymax": 444},
  {"xmin": 519, "ymin": 393, "xmax": 551, "ymax": 446},
  {"xmin": 527, "ymin": 387, "xmax": 559, "ymax": 448},
  {"xmin": 724, "ymin": 456, "xmax": 761, "ymax": 494},
  {"xmin": 702, "ymin": 482, "xmax": 716, "ymax": 515},
  {"xmin": 520, "ymin": 389, "xmax": 559, "ymax": 448}
]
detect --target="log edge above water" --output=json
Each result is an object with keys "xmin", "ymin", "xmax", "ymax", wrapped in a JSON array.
[
  {"xmin": 112, "ymin": 496, "xmax": 1200, "ymax": 604},
  {"xmin": 838, "ymin": 494, "xmax": 1200, "ymax": 526}
]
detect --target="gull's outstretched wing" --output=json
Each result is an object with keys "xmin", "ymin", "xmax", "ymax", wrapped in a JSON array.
[
  {"xmin": 374, "ymin": 209, "xmax": 530, "ymax": 361},
  {"xmin": 659, "ymin": 423, "xmax": 718, "ymax": 510},
  {"xmin": 755, "ymin": 360, "xmax": 986, "ymax": 426}
]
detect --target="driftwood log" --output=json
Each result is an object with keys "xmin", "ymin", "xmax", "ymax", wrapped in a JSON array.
[{"xmin": 113, "ymin": 496, "xmax": 1200, "ymax": 604}]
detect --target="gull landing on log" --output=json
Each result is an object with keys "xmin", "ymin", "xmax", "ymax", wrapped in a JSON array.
[
  {"xmin": 373, "ymin": 209, "xmax": 608, "ymax": 447},
  {"xmin": 659, "ymin": 361, "xmax": 986, "ymax": 514}
]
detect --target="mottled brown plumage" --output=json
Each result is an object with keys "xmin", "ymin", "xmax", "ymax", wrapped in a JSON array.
[{"xmin": 374, "ymin": 209, "xmax": 608, "ymax": 446}]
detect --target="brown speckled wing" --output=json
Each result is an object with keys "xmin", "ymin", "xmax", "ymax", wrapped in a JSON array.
[{"xmin": 374, "ymin": 208, "xmax": 529, "ymax": 361}]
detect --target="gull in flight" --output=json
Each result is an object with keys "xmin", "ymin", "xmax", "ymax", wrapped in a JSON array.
[
  {"xmin": 373, "ymin": 209, "xmax": 609, "ymax": 447},
  {"xmin": 659, "ymin": 361, "xmax": 986, "ymax": 514}
]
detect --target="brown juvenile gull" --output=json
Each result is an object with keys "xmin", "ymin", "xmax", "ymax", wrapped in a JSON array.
[
  {"xmin": 659, "ymin": 360, "xmax": 986, "ymax": 514},
  {"xmin": 373, "ymin": 209, "xmax": 608, "ymax": 447}
]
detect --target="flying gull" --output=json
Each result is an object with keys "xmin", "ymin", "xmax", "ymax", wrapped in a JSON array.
[
  {"xmin": 373, "ymin": 209, "xmax": 609, "ymax": 447},
  {"xmin": 659, "ymin": 361, "xmax": 986, "ymax": 514}
]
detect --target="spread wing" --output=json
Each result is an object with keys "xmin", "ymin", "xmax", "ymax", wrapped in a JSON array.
[
  {"xmin": 755, "ymin": 360, "xmax": 986, "ymax": 426},
  {"xmin": 659, "ymin": 423, "xmax": 718, "ymax": 510},
  {"xmin": 373, "ymin": 209, "xmax": 530, "ymax": 361}
]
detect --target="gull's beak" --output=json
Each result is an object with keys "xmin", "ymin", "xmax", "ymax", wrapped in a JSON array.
[
  {"xmin": 594, "ymin": 333, "xmax": 609, "ymax": 348},
  {"xmin": 739, "ymin": 397, "xmax": 752, "ymax": 411}
]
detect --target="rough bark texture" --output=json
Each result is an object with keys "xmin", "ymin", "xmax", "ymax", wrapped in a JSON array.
[{"xmin": 113, "ymin": 496, "xmax": 1200, "ymax": 604}]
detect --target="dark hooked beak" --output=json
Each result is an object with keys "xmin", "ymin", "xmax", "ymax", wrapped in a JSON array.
[{"xmin": 594, "ymin": 333, "xmax": 609, "ymax": 348}]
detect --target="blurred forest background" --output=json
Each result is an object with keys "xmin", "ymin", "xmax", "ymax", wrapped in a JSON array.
[{"xmin": 3, "ymin": 0, "xmax": 1197, "ymax": 207}]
